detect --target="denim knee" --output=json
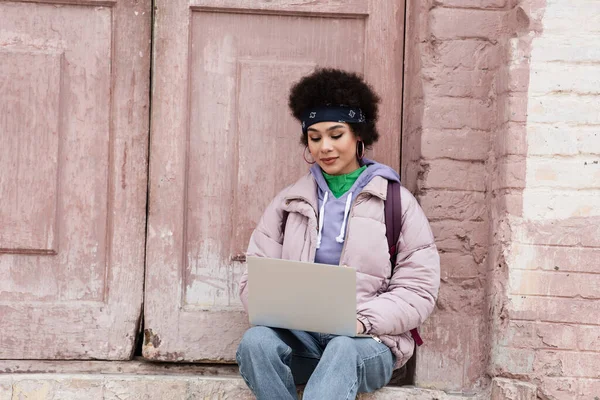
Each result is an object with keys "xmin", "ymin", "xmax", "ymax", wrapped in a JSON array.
[
  {"xmin": 326, "ymin": 336, "xmax": 359, "ymax": 356},
  {"xmin": 236, "ymin": 326, "xmax": 288, "ymax": 362}
]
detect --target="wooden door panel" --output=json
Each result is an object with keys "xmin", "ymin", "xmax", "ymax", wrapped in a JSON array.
[
  {"xmin": 190, "ymin": 0, "xmax": 368, "ymax": 15},
  {"xmin": 146, "ymin": 0, "xmax": 404, "ymax": 362},
  {"xmin": 1, "ymin": 50, "xmax": 61, "ymax": 254},
  {"xmin": 0, "ymin": 0, "xmax": 150, "ymax": 359}
]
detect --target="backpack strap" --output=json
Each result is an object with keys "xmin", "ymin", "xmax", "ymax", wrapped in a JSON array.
[
  {"xmin": 385, "ymin": 181, "xmax": 424, "ymax": 347},
  {"xmin": 384, "ymin": 181, "xmax": 402, "ymax": 269}
]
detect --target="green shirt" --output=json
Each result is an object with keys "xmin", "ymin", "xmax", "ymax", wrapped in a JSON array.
[{"xmin": 322, "ymin": 166, "xmax": 367, "ymax": 198}]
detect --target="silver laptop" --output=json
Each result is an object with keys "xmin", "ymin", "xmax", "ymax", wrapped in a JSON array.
[{"xmin": 247, "ymin": 256, "xmax": 368, "ymax": 337}]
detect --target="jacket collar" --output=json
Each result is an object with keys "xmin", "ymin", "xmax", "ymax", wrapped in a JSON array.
[
  {"xmin": 283, "ymin": 172, "xmax": 388, "ymax": 209},
  {"xmin": 283, "ymin": 173, "xmax": 319, "ymax": 210},
  {"xmin": 360, "ymin": 175, "xmax": 388, "ymax": 200}
]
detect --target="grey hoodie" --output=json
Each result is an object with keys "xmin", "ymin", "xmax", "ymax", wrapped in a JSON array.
[{"xmin": 310, "ymin": 158, "xmax": 400, "ymax": 266}]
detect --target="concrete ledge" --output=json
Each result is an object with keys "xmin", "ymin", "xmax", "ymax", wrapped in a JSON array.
[
  {"xmin": 0, "ymin": 374, "xmax": 485, "ymax": 400},
  {"xmin": 0, "ymin": 361, "xmax": 489, "ymax": 399}
]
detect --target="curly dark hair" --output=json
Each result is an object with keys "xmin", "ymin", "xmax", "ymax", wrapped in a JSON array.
[{"xmin": 288, "ymin": 68, "xmax": 381, "ymax": 147}]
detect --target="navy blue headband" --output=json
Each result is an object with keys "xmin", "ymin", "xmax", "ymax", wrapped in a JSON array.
[{"xmin": 301, "ymin": 106, "xmax": 366, "ymax": 134}]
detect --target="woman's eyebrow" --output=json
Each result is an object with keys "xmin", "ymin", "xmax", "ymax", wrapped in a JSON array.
[
  {"xmin": 326, "ymin": 124, "xmax": 345, "ymax": 132},
  {"xmin": 307, "ymin": 124, "xmax": 345, "ymax": 133}
]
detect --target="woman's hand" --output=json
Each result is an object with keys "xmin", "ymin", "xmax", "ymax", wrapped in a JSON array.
[{"xmin": 356, "ymin": 319, "xmax": 366, "ymax": 334}]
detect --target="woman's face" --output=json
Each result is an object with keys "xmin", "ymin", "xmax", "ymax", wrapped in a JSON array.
[{"xmin": 306, "ymin": 121, "xmax": 360, "ymax": 176}]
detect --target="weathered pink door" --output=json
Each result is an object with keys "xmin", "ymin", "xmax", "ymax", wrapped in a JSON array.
[
  {"xmin": 145, "ymin": 0, "xmax": 405, "ymax": 361},
  {"xmin": 0, "ymin": 0, "xmax": 150, "ymax": 359}
]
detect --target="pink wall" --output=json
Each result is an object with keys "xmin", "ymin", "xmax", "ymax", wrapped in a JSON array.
[
  {"xmin": 403, "ymin": 0, "xmax": 600, "ymax": 396},
  {"xmin": 402, "ymin": 0, "xmax": 510, "ymax": 391}
]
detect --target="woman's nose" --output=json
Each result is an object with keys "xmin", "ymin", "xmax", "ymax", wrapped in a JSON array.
[{"xmin": 320, "ymin": 138, "xmax": 334, "ymax": 152}]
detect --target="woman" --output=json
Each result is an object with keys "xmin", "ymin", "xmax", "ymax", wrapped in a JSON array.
[{"xmin": 237, "ymin": 68, "xmax": 440, "ymax": 399}]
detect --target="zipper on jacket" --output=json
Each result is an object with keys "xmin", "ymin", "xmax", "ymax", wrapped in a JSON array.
[{"xmin": 371, "ymin": 335, "xmax": 382, "ymax": 343}]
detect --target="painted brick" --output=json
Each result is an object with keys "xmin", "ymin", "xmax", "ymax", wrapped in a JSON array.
[
  {"xmin": 525, "ymin": 158, "xmax": 600, "ymax": 189},
  {"xmin": 493, "ymin": 65, "xmax": 521, "ymax": 97},
  {"xmin": 576, "ymin": 326, "xmax": 600, "ymax": 352},
  {"xmin": 540, "ymin": 0, "xmax": 600, "ymax": 34},
  {"xmin": 496, "ymin": 92, "xmax": 509, "ymax": 123},
  {"xmin": 500, "ymin": 192, "xmax": 524, "ymax": 217},
  {"xmin": 532, "ymin": 36, "xmax": 600, "ymax": 63},
  {"xmin": 416, "ymin": 313, "xmax": 486, "ymax": 391},
  {"xmin": 512, "ymin": 217, "xmax": 600, "ymax": 247},
  {"xmin": 527, "ymin": 125, "xmax": 600, "ymax": 156},
  {"xmin": 419, "ymin": 190, "xmax": 487, "ymax": 221},
  {"xmin": 435, "ymin": 0, "xmax": 508, "ymax": 8},
  {"xmin": 495, "ymin": 122, "xmax": 527, "ymax": 157},
  {"xmin": 501, "ymin": 321, "xmax": 577, "ymax": 350},
  {"xmin": 423, "ymin": 97, "xmax": 494, "ymax": 130},
  {"xmin": 440, "ymin": 253, "xmax": 481, "ymax": 279},
  {"xmin": 522, "ymin": 190, "xmax": 600, "ymax": 220},
  {"xmin": 508, "ymin": 36, "xmax": 532, "ymax": 66},
  {"xmin": 422, "ymin": 159, "xmax": 487, "ymax": 191},
  {"xmin": 422, "ymin": 128, "xmax": 490, "ymax": 160},
  {"xmin": 493, "ymin": 157, "xmax": 526, "ymax": 190},
  {"xmin": 534, "ymin": 351, "xmax": 600, "ymax": 378},
  {"xmin": 521, "ymin": 0, "xmax": 553, "ymax": 28},
  {"xmin": 579, "ymin": 379, "xmax": 600, "ymax": 399},
  {"xmin": 430, "ymin": 220, "xmax": 488, "ymax": 262},
  {"xmin": 528, "ymin": 94, "xmax": 600, "ymax": 125},
  {"xmin": 498, "ymin": 321, "xmax": 539, "ymax": 349},
  {"xmin": 430, "ymin": 40, "xmax": 503, "ymax": 70},
  {"xmin": 508, "ymin": 93, "xmax": 528, "ymax": 123},
  {"xmin": 496, "ymin": 0, "xmax": 600, "ymax": 395},
  {"xmin": 437, "ymin": 280, "xmax": 484, "ymax": 314},
  {"xmin": 509, "ymin": 296, "xmax": 600, "ymax": 325},
  {"xmin": 423, "ymin": 67, "xmax": 495, "ymax": 99},
  {"xmin": 530, "ymin": 323, "xmax": 579, "ymax": 350},
  {"xmin": 508, "ymin": 244, "xmax": 600, "ymax": 274},
  {"xmin": 491, "ymin": 346, "xmax": 535, "ymax": 376},
  {"xmin": 539, "ymin": 377, "xmax": 579, "ymax": 400},
  {"xmin": 430, "ymin": 8, "xmax": 507, "ymax": 40},
  {"xmin": 529, "ymin": 64, "xmax": 600, "ymax": 95},
  {"xmin": 576, "ymin": 129, "xmax": 600, "ymax": 155},
  {"xmin": 510, "ymin": 270, "xmax": 600, "ymax": 299},
  {"xmin": 495, "ymin": 66, "xmax": 510, "ymax": 94},
  {"xmin": 507, "ymin": 64, "xmax": 531, "ymax": 93}
]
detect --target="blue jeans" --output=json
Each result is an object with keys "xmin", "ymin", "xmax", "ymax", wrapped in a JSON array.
[{"xmin": 236, "ymin": 326, "xmax": 395, "ymax": 400}]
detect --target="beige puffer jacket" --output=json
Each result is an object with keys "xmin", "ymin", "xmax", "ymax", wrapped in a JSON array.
[{"xmin": 239, "ymin": 173, "xmax": 440, "ymax": 369}]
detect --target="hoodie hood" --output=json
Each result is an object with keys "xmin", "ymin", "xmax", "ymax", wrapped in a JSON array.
[
  {"xmin": 309, "ymin": 158, "xmax": 400, "ymax": 265},
  {"xmin": 309, "ymin": 158, "xmax": 400, "ymax": 196}
]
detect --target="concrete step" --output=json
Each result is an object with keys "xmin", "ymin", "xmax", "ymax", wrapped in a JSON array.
[
  {"xmin": 0, "ymin": 360, "xmax": 486, "ymax": 399},
  {"xmin": 0, "ymin": 374, "xmax": 482, "ymax": 400}
]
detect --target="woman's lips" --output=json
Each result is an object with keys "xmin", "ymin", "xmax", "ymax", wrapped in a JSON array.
[{"xmin": 320, "ymin": 157, "xmax": 337, "ymax": 165}]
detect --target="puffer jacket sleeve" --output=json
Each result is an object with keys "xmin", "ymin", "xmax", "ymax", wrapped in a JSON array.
[
  {"xmin": 357, "ymin": 186, "xmax": 440, "ymax": 336},
  {"xmin": 239, "ymin": 191, "xmax": 287, "ymax": 313}
]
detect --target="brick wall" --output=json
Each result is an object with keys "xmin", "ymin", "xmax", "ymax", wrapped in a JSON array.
[
  {"xmin": 402, "ymin": 0, "xmax": 512, "ymax": 392},
  {"xmin": 403, "ymin": 0, "xmax": 599, "ymax": 396},
  {"xmin": 490, "ymin": 0, "xmax": 600, "ymax": 398}
]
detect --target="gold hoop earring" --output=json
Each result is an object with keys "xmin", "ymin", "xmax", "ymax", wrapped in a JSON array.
[{"xmin": 303, "ymin": 146, "xmax": 316, "ymax": 164}]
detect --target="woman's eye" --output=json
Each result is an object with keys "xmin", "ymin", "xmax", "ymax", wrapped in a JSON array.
[
  {"xmin": 309, "ymin": 137, "xmax": 321, "ymax": 142},
  {"xmin": 331, "ymin": 134, "xmax": 343, "ymax": 140}
]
